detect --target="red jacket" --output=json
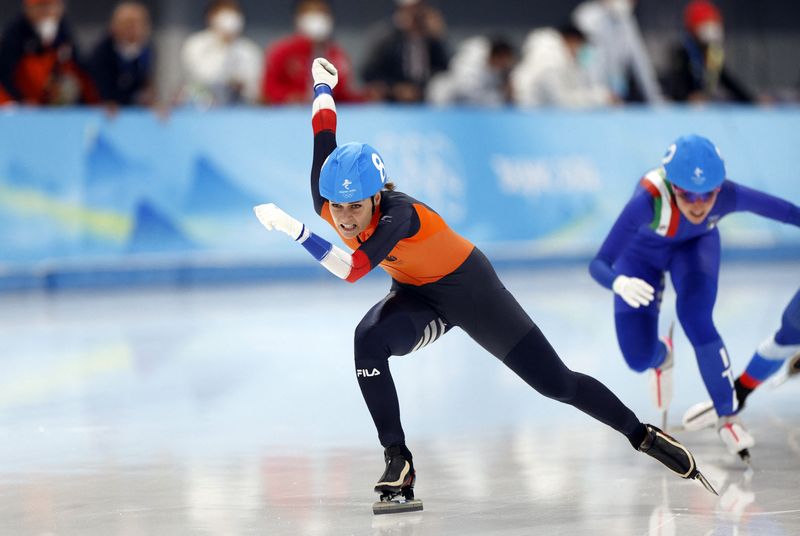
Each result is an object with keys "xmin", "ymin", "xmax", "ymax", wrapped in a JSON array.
[
  {"xmin": 0, "ymin": 16, "xmax": 98, "ymax": 105},
  {"xmin": 262, "ymin": 34, "xmax": 361, "ymax": 104}
]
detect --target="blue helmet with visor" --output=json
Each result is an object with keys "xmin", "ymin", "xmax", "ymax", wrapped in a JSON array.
[
  {"xmin": 662, "ymin": 134, "xmax": 726, "ymax": 193},
  {"xmin": 319, "ymin": 142, "xmax": 388, "ymax": 203}
]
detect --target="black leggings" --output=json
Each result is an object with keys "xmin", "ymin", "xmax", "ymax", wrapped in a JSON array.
[{"xmin": 354, "ymin": 248, "xmax": 644, "ymax": 449}]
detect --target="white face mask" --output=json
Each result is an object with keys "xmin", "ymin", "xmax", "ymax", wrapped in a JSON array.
[
  {"xmin": 696, "ymin": 21, "xmax": 724, "ymax": 45},
  {"xmin": 36, "ymin": 17, "xmax": 59, "ymax": 45},
  {"xmin": 211, "ymin": 10, "xmax": 244, "ymax": 38},
  {"xmin": 297, "ymin": 12, "xmax": 333, "ymax": 42},
  {"xmin": 117, "ymin": 43, "xmax": 143, "ymax": 61}
]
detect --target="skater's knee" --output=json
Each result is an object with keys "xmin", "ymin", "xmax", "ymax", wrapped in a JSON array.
[
  {"xmin": 354, "ymin": 321, "xmax": 389, "ymax": 358},
  {"xmin": 536, "ymin": 376, "xmax": 577, "ymax": 402},
  {"xmin": 623, "ymin": 355, "xmax": 652, "ymax": 373}
]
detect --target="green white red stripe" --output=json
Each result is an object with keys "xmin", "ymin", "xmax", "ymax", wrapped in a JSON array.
[{"xmin": 640, "ymin": 169, "xmax": 679, "ymax": 237}]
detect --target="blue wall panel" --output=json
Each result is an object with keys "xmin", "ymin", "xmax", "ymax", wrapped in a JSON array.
[{"xmin": 0, "ymin": 106, "xmax": 798, "ymax": 290}]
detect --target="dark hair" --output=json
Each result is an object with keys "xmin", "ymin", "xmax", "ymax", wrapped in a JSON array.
[
  {"xmin": 293, "ymin": 0, "xmax": 332, "ymax": 15},
  {"xmin": 489, "ymin": 37, "xmax": 514, "ymax": 58},
  {"xmin": 205, "ymin": 0, "xmax": 240, "ymax": 17},
  {"xmin": 383, "ymin": 182, "xmax": 396, "ymax": 191},
  {"xmin": 557, "ymin": 22, "xmax": 586, "ymax": 42}
]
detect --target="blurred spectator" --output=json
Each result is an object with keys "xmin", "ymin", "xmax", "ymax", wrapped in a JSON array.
[
  {"xmin": 572, "ymin": 0, "xmax": 663, "ymax": 104},
  {"xmin": 361, "ymin": 0, "xmax": 449, "ymax": 103},
  {"xmin": 262, "ymin": 0, "xmax": 360, "ymax": 104},
  {"xmin": 663, "ymin": 0, "xmax": 754, "ymax": 103},
  {"xmin": 180, "ymin": 0, "xmax": 262, "ymax": 107},
  {"xmin": 427, "ymin": 36, "xmax": 514, "ymax": 106},
  {"xmin": 87, "ymin": 2, "xmax": 155, "ymax": 110},
  {"xmin": 0, "ymin": 0, "xmax": 99, "ymax": 105},
  {"xmin": 511, "ymin": 24, "xmax": 613, "ymax": 108}
]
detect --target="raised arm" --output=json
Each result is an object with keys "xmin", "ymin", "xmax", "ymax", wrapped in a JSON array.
[{"xmin": 310, "ymin": 58, "xmax": 339, "ymax": 215}]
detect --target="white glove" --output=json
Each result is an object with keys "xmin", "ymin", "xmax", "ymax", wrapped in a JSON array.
[
  {"xmin": 312, "ymin": 57, "xmax": 338, "ymax": 89},
  {"xmin": 612, "ymin": 275, "xmax": 655, "ymax": 309},
  {"xmin": 253, "ymin": 203, "xmax": 304, "ymax": 241}
]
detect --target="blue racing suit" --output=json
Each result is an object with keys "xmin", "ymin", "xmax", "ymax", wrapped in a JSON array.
[{"xmin": 590, "ymin": 168, "xmax": 800, "ymax": 416}]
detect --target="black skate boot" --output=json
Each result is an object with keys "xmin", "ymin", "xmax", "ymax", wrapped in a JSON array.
[
  {"xmin": 372, "ymin": 445, "xmax": 423, "ymax": 515},
  {"xmin": 639, "ymin": 424, "xmax": 718, "ymax": 496}
]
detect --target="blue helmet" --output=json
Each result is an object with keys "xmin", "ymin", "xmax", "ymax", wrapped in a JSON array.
[
  {"xmin": 662, "ymin": 134, "xmax": 726, "ymax": 193},
  {"xmin": 319, "ymin": 142, "xmax": 388, "ymax": 202}
]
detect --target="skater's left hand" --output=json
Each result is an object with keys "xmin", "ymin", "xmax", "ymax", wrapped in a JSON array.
[
  {"xmin": 254, "ymin": 203, "xmax": 304, "ymax": 241},
  {"xmin": 312, "ymin": 57, "xmax": 338, "ymax": 89}
]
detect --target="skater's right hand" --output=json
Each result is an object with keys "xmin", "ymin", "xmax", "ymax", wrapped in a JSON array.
[
  {"xmin": 312, "ymin": 57, "xmax": 338, "ymax": 89},
  {"xmin": 253, "ymin": 203, "xmax": 304, "ymax": 241},
  {"xmin": 612, "ymin": 275, "xmax": 655, "ymax": 308}
]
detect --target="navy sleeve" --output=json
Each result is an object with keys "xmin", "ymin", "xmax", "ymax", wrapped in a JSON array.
[
  {"xmin": 589, "ymin": 192, "xmax": 654, "ymax": 289},
  {"xmin": 357, "ymin": 201, "xmax": 419, "ymax": 269},
  {"xmin": 311, "ymin": 131, "xmax": 335, "ymax": 215},
  {"xmin": 310, "ymin": 84, "xmax": 337, "ymax": 215},
  {"xmin": 729, "ymin": 181, "xmax": 800, "ymax": 227}
]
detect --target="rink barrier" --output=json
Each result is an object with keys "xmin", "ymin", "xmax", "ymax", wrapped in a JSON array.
[{"xmin": 0, "ymin": 106, "xmax": 798, "ymax": 291}]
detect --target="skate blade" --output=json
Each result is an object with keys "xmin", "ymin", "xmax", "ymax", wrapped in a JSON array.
[
  {"xmin": 373, "ymin": 499, "xmax": 423, "ymax": 515},
  {"xmin": 693, "ymin": 472, "xmax": 719, "ymax": 496}
]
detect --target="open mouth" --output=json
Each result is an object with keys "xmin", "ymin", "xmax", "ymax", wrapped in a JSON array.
[{"xmin": 340, "ymin": 223, "xmax": 358, "ymax": 233}]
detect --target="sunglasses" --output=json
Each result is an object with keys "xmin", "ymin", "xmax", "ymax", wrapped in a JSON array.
[{"xmin": 672, "ymin": 185, "xmax": 720, "ymax": 203}]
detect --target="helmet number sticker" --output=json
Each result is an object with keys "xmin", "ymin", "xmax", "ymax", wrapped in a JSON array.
[
  {"xmin": 662, "ymin": 143, "xmax": 676, "ymax": 165},
  {"xmin": 372, "ymin": 153, "xmax": 387, "ymax": 183}
]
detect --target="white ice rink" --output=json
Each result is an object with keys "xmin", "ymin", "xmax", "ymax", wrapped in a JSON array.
[{"xmin": 0, "ymin": 261, "xmax": 798, "ymax": 535}]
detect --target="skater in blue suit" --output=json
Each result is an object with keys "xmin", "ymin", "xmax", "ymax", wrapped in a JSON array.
[
  {"xmin": 683, "ymin": 288, "xmax": 800, "ymax": 429},
  {"xmin": 589, "ymin": 134, "xmax": 800, "ymax": 460}
]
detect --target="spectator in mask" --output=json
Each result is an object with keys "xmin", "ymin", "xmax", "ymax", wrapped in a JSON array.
[
  {"xmin": 426, "ymin": 36, "xmax": 515, "ymax": 106},
  {"xmin": 262, "ymin": 0, "xmax": 360, "ymax": 104},
  {"xmin": 180, "ymin": 0, "xmax": 262, "ymax": 107},
  {"xmin": 361, "ymin": 0, "xmax": 449, "ymax": 103},
  {"xmin": 88, "ymin": 2, "xmax": 155, "ymax": 110},
  {"xmin": 663, "ymin": 0, "xmax": 754, "ymax": 103},
  {"xmin": 572, "ymin": 0, "xmax": 663, "ymax": 104},
  {"xmin": 510, "ymin": 23, "xmax": 614, "ymax": 108},
  {"xmin": 0, "ymin": 0, "xmax": 99, "ymax": 105}
]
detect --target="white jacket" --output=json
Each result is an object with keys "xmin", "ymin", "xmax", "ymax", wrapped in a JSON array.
[
  {"xmin": 511, "ymin": 28, "xmax": 611, "ymax": 108},
  {"xmin": 181, "ymin": 29, "xmax": 263, "ymax": 106},
  {"xmin": 572, "ymin": 0, "xmax": 664, "ymax": 103}
]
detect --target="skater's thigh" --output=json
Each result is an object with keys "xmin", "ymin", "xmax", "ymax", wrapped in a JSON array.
[
  {"xmin": 355, "ymin": 290, "xmax": 450, "ymax": 357},
  {"xmin": 614, "ymin": 308, "xmax": 660, "ymax": 371},
  {"xmin": 669, "ymin": 232, "xmax": 721, "ymax": 344},
  {"xmin": 776, "ymin": 290, "xmax": 800, "ymax": 345},
  {"xmin": 456, "ymin": 286, "xmax": 535, "ymax": 360}
]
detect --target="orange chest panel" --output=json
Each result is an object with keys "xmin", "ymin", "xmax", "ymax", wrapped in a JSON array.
[{"xmin": 321, "ymin": 202, "xmax": 473, "ymax": 285}]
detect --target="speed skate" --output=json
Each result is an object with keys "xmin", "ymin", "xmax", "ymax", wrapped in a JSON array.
[
  {"xmin": 372, "ymin": 445, "xmax": 423, "ymax": 515},
  {"xmin": 373, "ymin": 487, "xmax": 423, "ymax": 515}
]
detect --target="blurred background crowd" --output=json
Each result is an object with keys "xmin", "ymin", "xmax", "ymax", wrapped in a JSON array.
[{"xmin": 0, "ymin": 0, "xmax": 798, "ymax": 112}]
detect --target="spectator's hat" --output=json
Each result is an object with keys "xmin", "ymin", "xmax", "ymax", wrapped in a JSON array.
[{"xmin": 684, "ymin": 0, "xmax": 722, "ymax": 33}]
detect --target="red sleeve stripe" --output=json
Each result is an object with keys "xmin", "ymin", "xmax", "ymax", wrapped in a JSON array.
[
  {"xmin": 312, "ymin": 109, "xmax": 337, "ymax": 135},
  {"xmin": 311, "ymin": 94, "xmax": 337, "ymax": 134},
  {"xmin": 345, "ymin": 249, "xmax": 372, "ymax": 283}
]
